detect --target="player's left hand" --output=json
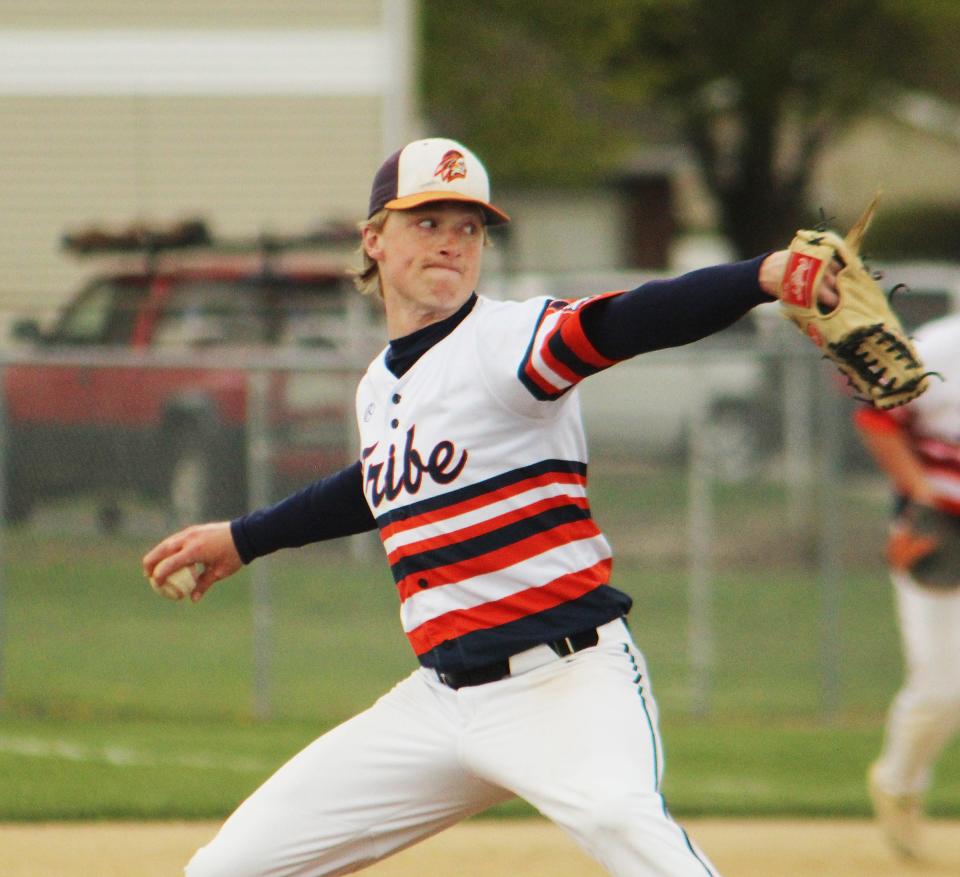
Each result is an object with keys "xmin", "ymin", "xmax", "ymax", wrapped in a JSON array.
[
  {"xmin": 888, "ymin": 502, "xmax": 960, "ymax": 591},
  {"xmin": 759, "ymin": 249, "xmax": 840, "ymax": 309}
]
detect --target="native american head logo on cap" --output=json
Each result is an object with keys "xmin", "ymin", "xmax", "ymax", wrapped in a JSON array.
[{"xmin": 434, "ymin": 150, "xmax": 467, "ymax": 183}]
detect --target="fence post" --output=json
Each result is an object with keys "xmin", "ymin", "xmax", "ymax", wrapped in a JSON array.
[
  {"xmin": 782, "ymin": 346, "xmax": 817, "ymax": 560},
  {"xmin": 686, "ymin": 394, "xmax": 714, "ymax": 719},
  {"xmin": 246, "ymin": 369, "xmax": 273, "ymax": 721},
  {"xmin": 815, "ymin": 362, "xmax": 843, "ymax": 723},
  {"xmin": 0, "ymin": 362, "xmax": 6, "ymax": 709},
  {"xmin": 346, "ymin": 366, "xmax": 376, "ymax": 562}
]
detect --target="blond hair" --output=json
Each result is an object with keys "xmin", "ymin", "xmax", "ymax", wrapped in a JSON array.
[
  {"xmin": 350, "ymin": 208, "xmax": 389, "ymax": 298},
  {"xmin": 350, "ymin": 207, "xmax": 493, "ymax": 299}
]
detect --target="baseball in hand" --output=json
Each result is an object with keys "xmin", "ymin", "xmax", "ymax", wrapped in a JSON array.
[{"xmin": 149, "ymin": 565, "xmax": 198, "ymax": 601}]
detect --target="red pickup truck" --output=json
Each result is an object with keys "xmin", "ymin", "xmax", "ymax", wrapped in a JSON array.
[{"xmin": 4, "ymin": 224, "xmax": 376, "ymax": 530}]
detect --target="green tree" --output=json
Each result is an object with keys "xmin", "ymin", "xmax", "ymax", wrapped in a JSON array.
[{"xmin": 421, "ymin": 0, "xmax": 960, "ymax": 257}]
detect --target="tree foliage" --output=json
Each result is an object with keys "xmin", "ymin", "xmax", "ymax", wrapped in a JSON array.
[
  {"xmin": 421, "ymin": 0, "xmax": 960, "ymax": 256},
  {"xmin": 420, "ymin": 2, "xmax": 642, "ymax": 187}
]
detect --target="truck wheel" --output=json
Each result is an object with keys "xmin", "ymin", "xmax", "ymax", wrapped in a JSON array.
[
  {"xmin": 166, "ymin": 431, "xmax": 215, "ymax": 529},
  {"xmin": 3, "ymin": 478, "xmax": 32, "ymax": 526},
  {"xmin": 3, "ymin": 445, "xmax": 32, "ymax": 525},
  {"xmin": 96, "ymin": 500, "xmax": 124, "ymax": 534},
  {"xmin": 165, "ymin": 428, "xmax": 245, "ymax": 528}
]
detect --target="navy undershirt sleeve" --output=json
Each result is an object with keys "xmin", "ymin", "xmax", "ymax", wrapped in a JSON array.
[
  {"xmin": 230, "ymin": 461, "xmax": 375, "ymax": 564},
  {"xmin": 579, "ymin": 256, "xmax": 772, "ymax": 360}
]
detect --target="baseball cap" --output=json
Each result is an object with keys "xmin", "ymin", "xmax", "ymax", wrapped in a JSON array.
[{"xmin": 367, "ymin": 137, "xmax": 510, "ymax": 225}]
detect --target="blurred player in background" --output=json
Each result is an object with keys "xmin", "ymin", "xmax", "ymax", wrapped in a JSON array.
[
  {"xmin": 145, "ymin": 137, "xmax": 839, "ymax": 877},
  {"xmin": 854, "ymin": 310, "xmax": 960, "ymax": 860}
]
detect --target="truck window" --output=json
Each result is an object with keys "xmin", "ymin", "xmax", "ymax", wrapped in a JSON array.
[
  {"xmin": 276, "ymin": 281, "xmax": 348, "ymax": 349},
  {"xmin": 55, "ymin": 278, "xmax": 146, "ymax": 345},
  {"xmin": 152, "ymin": 282, "xmax": 268, "ymax": 348}
]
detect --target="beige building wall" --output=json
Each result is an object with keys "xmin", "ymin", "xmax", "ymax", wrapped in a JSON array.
[
  {"xmin": 0, "ymin": 1, "xmax": 384, "ymax": 28},
  {"xmin": 813, "ymin": 115, "xmax": 960, "ymax": 227},
  {"xmin": 0, "ymin": 1, "xmax": 414, "ymax": 323},
  {"xmin": 496, "ymin": 190, "xmax": 628, "ymax": 276}
]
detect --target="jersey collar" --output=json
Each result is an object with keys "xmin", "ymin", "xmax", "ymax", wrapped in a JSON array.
[{"xmin": 385, "ymin": 293, "xmax": 478, "ymax": 377}]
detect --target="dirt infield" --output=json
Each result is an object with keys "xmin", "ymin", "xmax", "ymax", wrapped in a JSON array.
[{"xmin": 1, "ymin": 818, "xmax": 958, "ymax": 876}]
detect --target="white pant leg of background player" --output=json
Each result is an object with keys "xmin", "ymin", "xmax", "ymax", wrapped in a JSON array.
[
  {"xmin": 184, "ymin": 672, "xmax": 509, "ymax": 877},
  {"xmin": 873, "ymin": 571, "xmax": 960, "ymax": 797}
]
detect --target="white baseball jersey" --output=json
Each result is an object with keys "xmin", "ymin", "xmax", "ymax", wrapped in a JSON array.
[
  {"xmin": 856, "ymin": 311, "xmax": 960, "ymax": 513},
  {"xmin": 355, "ymin": 293, "xmax": 632, "ymax": 673}
]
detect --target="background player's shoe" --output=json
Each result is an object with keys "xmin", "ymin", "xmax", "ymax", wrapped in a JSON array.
[{"xmin": 867, "ymin": 761, "xmax": 923, "ymax": 860}]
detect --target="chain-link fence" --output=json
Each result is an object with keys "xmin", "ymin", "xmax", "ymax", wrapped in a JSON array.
[{"xmin": 0, "ymin": 336, "xmax": 900, "ymax": 725}]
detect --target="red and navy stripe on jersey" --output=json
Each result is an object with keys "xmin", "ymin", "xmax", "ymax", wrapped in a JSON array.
[
  {"xmin": 518, "ymin": 256, "xmax": 773, "ymax": 400},
  {"xmin": 518, "ymin": 294, "xmax": 621, "ymax": 401},
  {"xmin": 374, "ymin": 456, "xmax": 629, "ymax": 672},
  {"xmin": 411, "ymin": 582, "xmax": 629, "ymax": 673}
]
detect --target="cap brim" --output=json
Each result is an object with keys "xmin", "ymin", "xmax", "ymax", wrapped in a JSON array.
[{"xmin": 384, "ymin": 191, "xmax": 510, "ymax": 225}]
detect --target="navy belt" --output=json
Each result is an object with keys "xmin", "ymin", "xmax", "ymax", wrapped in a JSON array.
[{"xmin": 435, "ymin": 627, "xmax": 600, "ymax": 690}]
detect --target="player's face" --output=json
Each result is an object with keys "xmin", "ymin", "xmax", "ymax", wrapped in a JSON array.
[{"xmin": 364, "ymin": 202, "xmax": 485, "ymax": 337}]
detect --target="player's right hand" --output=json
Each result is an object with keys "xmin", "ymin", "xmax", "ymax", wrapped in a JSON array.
[{"xmin": 142, "ymin": 521, "xmax": 242, "ymax": 603}]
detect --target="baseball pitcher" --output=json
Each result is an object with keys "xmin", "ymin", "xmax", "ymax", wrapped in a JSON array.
[{"xmin": 145, "ymin": 137, "xmax": 863, "ymax": 877}]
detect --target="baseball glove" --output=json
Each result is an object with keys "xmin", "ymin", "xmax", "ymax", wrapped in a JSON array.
[
  {"xmin": 779, "ymin": 195, "xmax": 930, "ymax": 410},
  {"xmin": 887, "ymin": 502, "xmax": 960, "ymax": 591}
]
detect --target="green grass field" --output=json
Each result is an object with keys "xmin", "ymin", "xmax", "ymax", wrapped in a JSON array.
[{"xmin": 1, "ymin": 466, "xmax": 958, "ymax": 820}]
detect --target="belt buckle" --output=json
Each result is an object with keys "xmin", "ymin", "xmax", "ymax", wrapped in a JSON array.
[{"xmin": 547, "ymin": 628, "xmax": 599, "ymax": 659}]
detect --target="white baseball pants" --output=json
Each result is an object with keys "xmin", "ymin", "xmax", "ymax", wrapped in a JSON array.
[
  {"xmin": 871, "ymin": 571, "xmax": 960, "ymax": 796},
  {"xmin": 185, "ymin": 618, "xmax": 718, "ymax": 877}
]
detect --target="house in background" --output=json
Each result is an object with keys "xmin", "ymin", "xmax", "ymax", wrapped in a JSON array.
[
  {"xmin": 495, "ymin": 90, "xmax": 960, "ymax": 279},
  {"xmin": 0, "ymin": 0, "xmax": 417, "ymax": 328},
  {"xmin": 813, "ymin": 91, "xmax": 960, "ymax": 223}
]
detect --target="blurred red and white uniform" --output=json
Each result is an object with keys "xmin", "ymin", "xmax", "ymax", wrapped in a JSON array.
[{"xmin": 854, "ymin": 311, "xmax": 960, "ymax": 798}]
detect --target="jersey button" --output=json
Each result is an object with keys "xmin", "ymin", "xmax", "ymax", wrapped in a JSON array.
[
  {"xmin": 390, "ymin": 418, "xmax": 399, "ymax": 428},
  {"xmin": 417, "ymin": 578, "xmax": 428, "ymax": 589},
  {"xmin": 392, "ymin": 393, "xmax": 401, "ymax": 404}
]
